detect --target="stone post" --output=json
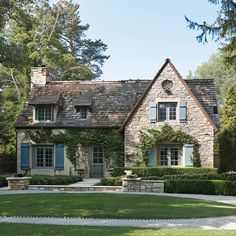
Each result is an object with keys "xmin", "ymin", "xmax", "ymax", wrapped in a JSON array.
[{"xmin": 6, "ymin": 177, "xmax": 32, "ymax": 190}]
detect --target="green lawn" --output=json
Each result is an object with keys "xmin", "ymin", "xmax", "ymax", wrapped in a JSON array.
[
  {"xmin": 1, "ymin": 193, "xmax": 236, "ymax": 219},
  {"xmin": 0, "ymin": 224, "xmax": 236, "ymax": 236}
]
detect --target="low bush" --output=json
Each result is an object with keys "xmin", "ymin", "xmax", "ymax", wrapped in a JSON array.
[
  {"xmin": 0, "ymin": 175, "xmax": 10, "ymax": 187},
  {"xmin": 163, "ymin": 173, "xmax": 221, "ymax": 180},
  {"xmin": 164, "ymin": 179, "xmax": 236, "ymax": 196},
  {"xmin": 95, "ymin": 177, "xmax": 122, "ymax": 186},
  {"xmin": 112, "ymin": 167, "xmax": 217, "ymax": 177},
  {"xmin": 30, "ymin": 175, "xmax": 82, "ymax": 185}
]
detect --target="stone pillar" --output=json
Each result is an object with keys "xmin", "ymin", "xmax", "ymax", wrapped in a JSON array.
[
  {"xmin": 6, "ymin": 177, "xmax": 32, "ymax": 190},
  {"xmin": 122, "ymin": 178, "xmax": 141, "ymax": 192}
]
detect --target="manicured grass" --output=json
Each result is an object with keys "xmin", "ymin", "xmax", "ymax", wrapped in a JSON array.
[
  {"xmin": 0, "ymin": 224, "xmax": 236, "ymax": 236},
  {"xmin": 1, "ymin": 193, "xmax": 236, "ymax": 219}
]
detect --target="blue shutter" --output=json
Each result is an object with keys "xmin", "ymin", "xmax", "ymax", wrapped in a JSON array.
[
  {"xmin": 148, "ymin": 146, "xmax": 154, "ymax": 166},
  {"xmin": 21, "ymin": 143, "xmax": 30, "ymax": 170},
  {"xmin": 32, "ymin": 145, "xmax": 36, "ymax": 168},
  {"xmin": 183, "ymin": 144, "xmax": 193, "ymax": 167},
  {"xmin": 55, "ymin": 144, "xmax": 64, "ymax": 170},
  {"xmin": 179, "ymin": 101, "xmax": 187, "ymax": 123},
  {"xmin": 149, "ymin": 102, "xmax": 157, "ymax": 123}
]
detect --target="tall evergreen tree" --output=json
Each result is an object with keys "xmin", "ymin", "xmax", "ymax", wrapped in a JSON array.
[
  {"xmin": 219, "ymin": 87, "xmax": 236, "ymax": 172},
  {"xmin": 185, "ymin": 0, "xmax": 236, "ymax": 69},
  {"xmin": 0, "ymin": 0, "xmax": 109, "ymax": 154}
]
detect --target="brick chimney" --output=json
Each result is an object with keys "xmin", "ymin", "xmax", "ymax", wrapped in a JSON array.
[{"xmin": 31, "ymin": 67, "xmax": 53, "ymax": 88}]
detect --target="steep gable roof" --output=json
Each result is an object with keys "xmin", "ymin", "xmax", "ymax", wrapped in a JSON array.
[
  {"xmin": 119, "ymin": 58, "xmax": 219, "ymax": 133},
  {"xmin": 16, "ymin": 59, "xmax": 219, "ymax": 132}
]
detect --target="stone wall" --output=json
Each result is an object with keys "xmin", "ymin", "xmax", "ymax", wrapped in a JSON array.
[
  {"xmin": 124, "ymin": 63, "xmax": 215, "ymax": 167},
  {"xmin": 122, "ymin": 178, "xmax": 164, "ymax": 193},
  {"xmin": 7, "ymin": 177, "xmax": 31, "ymax": 190}
]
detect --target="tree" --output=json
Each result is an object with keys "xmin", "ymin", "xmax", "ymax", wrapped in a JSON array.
[
  {"xmin": 186, "ymin": 52, "xmax": 235, "ymax": 104},
  {"xmin": 23, "ymin": 0, "xmax": 109, "ymax": 80},
  {"xmin": 218, "ymin": 87, "xmax": 236, "ymax": 172},
  {"xmin": 0, "ymin": 0, "xmax": 109, "ymax": 155},
  {"xmin": 185, "ymin": 0, "xmax": 236, "ymax": 68}
]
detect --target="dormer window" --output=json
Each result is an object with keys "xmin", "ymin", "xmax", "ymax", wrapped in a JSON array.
[
  {"xmin": 79, "ymin": 107, "xmax": 87, "ymax": 120},
  {"xmin": 36, "ymin": 105, "xmax": 53, "ymax": 121},
  {"xmin": 29, "ymin": 94, "xmax": 62, "ymax": 123},
  {"xmin": 74, "ymin": 93, "xmax": 93, "ymax": 120}
]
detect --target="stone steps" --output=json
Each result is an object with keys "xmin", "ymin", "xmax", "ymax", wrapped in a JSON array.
[{"xmin": 28, "ymin": 185, "xmax": 123, "ymax": 192}]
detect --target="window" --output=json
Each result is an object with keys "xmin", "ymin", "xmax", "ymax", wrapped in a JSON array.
[
  {"xmin": 213, "ymin": 106, "xmax": 218, "ymax": 114},
  {"xmin": 79, "ymin": 107, "xmax": 87, "ymax": 119},
  {"xmin": 35, "ymin": 146, "xmax": 54, "ymax": 168},
  {"xmin": 158, "ymin": 145, "xmax": 181, "ymax": 166},
  {"xmin": 93, "ymin": 146, "xmax": 104, "ymax": 164},
  {"xmin": 36, "ymin": 105, "xmax": 53, "ymax": 121},
  {"xmin": 158, "ymin": 103, "xmax": 177, "ymax": 121}
]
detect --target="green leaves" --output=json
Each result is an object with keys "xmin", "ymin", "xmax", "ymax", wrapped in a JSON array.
[
  {"xmin": 139, "ymin": 124, "xmax": 198, "ymax": 166},
  {"xmin": 186, "ymin": 0, "xmax": 236, "ymax": 68}
]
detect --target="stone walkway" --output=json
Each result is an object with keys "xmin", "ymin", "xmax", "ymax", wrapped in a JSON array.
[{"xmin": 0, "ymin": 215, "xmax": 236, "ymax": 229}]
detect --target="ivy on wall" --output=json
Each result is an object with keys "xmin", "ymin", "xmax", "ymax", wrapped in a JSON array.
[
  {"xmin": 139, "ymin": 124, "xmax": 201, "ymax": 167},
  {"xmin": 26, "ymin": 128, "xmax": 124, "ymax": 168}
]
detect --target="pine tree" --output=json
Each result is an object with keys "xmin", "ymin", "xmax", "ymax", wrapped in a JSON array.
[
  {"xmin": 219, "ymin": 87, "xmax": 236, "ymax": 172},
  {"xmin": 185, "ymin": 0, "xmax": 236, "ymax": 68}
]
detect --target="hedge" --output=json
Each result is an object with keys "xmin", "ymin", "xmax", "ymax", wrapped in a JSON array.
[
  {"xmin": 95, "ymin": 177, "xmax": 122, "ymax": 186},
  {"xmin": 112, "ymin": 167, "xmax": 218, "ymax": 177},
  {"xmin": 164, "ymin": 179, "xmax": 236, "ymax": 196},
  {"xmin": 0, "ymin": 175, "xmax": 9, "ymax": 187},
  {"xmin": 30, "ymin": 175, "xmax": 82, "ymax": 185}
]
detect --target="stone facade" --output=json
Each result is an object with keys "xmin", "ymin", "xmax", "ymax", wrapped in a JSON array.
[
  {"xmin": 6, "ymin": 177, "xmax": 31, "ymax": 190},
  {"xmin": 17, "ymin": 129, "xmax": 114, "ymax": 177},
  {"xmin": 124, "ymin": 63, "xmax": 215, "ymax": 167},
  {"xmin": 16, "ymin": 59, "xmax": 219, "ymax": 176},
  {"xmin": 122, "ymin": 178, "xmax": 164, "ymax": 193}
]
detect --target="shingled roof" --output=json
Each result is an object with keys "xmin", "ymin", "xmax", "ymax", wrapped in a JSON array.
[
  {"xmin": 15, "ymin": 66, "xmax": 220, "ymax": 130},
  {"xmin": 185, "ymin": 79, "xmax": 220, "ymax": 129},
  {"xmin": 15, "ymin": 80, "xmax": 150, "ymax": 128}
]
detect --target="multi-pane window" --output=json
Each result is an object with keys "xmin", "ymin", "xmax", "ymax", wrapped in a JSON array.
[
  {"xmin": 79, "ymin": 108, "xmax": 87, "ymax": 119},
  {"xmin": 158, "ymin": 146, "xmax": 181, "ymax": 166},
  {"xmin": 93, "ymin": 146, "xmax": 104, "ymax": 164},
  {"xmin": 35, "ymin": 146, "xmax": 53, "ymax": 168},
  {"xmin": 159, "ymin": 148, "xmax": 168, "ymax": 166},
  {"xmin": 158, "ymin": 103, "xmax": 177, "ymax": 121},
  {"xmin": 36, "ymin": 105, "xmax": 53, "ymax": 121}
]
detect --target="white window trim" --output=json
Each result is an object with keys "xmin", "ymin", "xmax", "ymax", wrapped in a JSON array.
[
  {"xmin": 156, "ymin": 99, "xmax": 181, "ymax": 124},
  {"xmin": 33, "ymin": 105, "xmax": 57, "ymax": 123},
  {"xmin": 157, "ymin": 145, "xmax": 182, "ymax": 167}
]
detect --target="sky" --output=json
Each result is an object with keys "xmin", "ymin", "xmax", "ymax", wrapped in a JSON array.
[{"xmin": 52, "ymin": 0, "xmax": 220, "ymax": 80}]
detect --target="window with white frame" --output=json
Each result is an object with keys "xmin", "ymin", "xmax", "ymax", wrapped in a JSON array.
[
  {"xmin": 79, "ymin": 107, "xmax": 87, "ymax": 119},
  {"xmin": 36, "ymin": 105, "xmax": 53, "ymax": 121},
  {"xmin": 35, "ymin": 146, "xmax": 54, "ymax": 168},
  {"xmin": 158, "ymin": 102, "xmax": 177, "ymax": 121},
  {"xmin": 158, "ymin": 145, "xmax": 181, "ymax": 166}
]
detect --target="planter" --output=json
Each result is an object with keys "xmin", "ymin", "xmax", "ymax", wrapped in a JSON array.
[{"xmin": 6, "ymin": 177, "xmax": 32, "ymax": 190}]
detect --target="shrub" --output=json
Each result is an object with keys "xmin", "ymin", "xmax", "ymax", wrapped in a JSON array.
[
  {"xmin": 30, "ymin": 175, "xmax": 82, "ymax": 185},
  {"xmin": 163, "ymin": 173, "xmax": 221, "ymax": 180},
  {"xmin": 164, "ymin": 179, "xmax": 236, "ymax": 196},
  {"xmin": 112, "ymin": 167, "xmax": 217, "ymax": 177},
  {"xmin": 95, "ymin": 177, "xmax": 122, "ymax": 186},
  {"xmin": 0, "ymin": 175, "xmax": 10, "ymax": 187},
  {"xmin": 221, "ymin": 172, "xmax": 236, "ymax": 181}
]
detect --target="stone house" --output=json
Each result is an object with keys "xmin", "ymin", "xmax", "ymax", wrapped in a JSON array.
[{"xmin": 15, "ymin": 59, "xmax": 219, "ymax": 177}]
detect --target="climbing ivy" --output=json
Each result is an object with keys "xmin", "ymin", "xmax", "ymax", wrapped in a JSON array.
[
  {"xmin": 26, "ymin": 128, "xmax": 124, "ymax": 168},
  {"xmin": 139, "ymin": 124, "xmax": 200, "ymax": 167}
]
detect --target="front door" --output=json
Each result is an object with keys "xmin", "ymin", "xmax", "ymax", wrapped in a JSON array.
[{"xmin": 91, "ymin": 146, "xmax": 104, "ymax": 177}]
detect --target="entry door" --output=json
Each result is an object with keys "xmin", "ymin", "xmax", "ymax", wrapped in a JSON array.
[{"xmin": 91, "ymin": 146, "xmax": 104, "ymax": 177}]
